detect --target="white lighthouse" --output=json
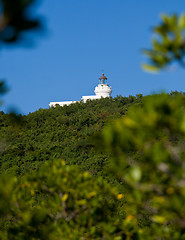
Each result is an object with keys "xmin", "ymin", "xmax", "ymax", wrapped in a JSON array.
[
  {"xmin": 96, "ymin": 73, "xmax": 112, "ymax": 97},
  {"xmin": 49, "ymin": 73, "xmax": 112, "ymax": 107},
  {"xmin": 82, "ymin": 73, "xmax": 112, "ymax": 102}
]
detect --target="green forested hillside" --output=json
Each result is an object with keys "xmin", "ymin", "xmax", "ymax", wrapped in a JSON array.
[
  {"xmin": 0, "ymin": 95, "xmax": 142, "ymax": 177},
  {"xmin": 0, "ymin": 93, "xmax": 185, "ymax": 240}
]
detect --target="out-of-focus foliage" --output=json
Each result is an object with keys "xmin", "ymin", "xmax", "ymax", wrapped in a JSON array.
[
  {"xmin": 0, "ymin": 0, "xmax": 42, "ymax": 44},
  {"xmin": 0, "ymin": 160, "xmax": 126, "ymax": 240},
  {"xmin": 0, "ymin": 80, "xmax": 8, "ymax": 105},
  {"xmin": 0, "ymin": 81, "xmax": 8, "ymax": 95},
  {"xmin": 99, "ymin": 93, "xmax": 185, "ymax": 239},
  {"xmin": 143, "ymin": 14, "xmax": 185, "ymax": 72}
]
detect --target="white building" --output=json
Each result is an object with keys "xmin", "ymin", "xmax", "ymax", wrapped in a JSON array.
[{"xmin": 49, "ymin": 73, "xmax": 112, "ymax": 107}]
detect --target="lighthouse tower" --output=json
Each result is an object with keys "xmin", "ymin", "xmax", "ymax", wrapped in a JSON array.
[
  {"xmin": 81, "ymin": 73, "xmax": 112, "ymax": 102},
  {"xmin": 94, "ymin": 73, "xmax": 112, "ymax": 98}
]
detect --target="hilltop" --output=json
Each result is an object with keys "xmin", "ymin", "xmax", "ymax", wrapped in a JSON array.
[{"xmin": 0, "ymin": 95, "xmax": 143, "ymax": 178}]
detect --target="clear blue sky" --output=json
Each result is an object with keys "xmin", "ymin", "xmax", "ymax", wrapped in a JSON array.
[{"xmin": 1, "ymin": 0, "xmax": 185, "ymax": 114}]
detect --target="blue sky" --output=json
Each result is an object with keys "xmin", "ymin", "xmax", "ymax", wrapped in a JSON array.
[{"xmin": 1, "ymin": 0, "xmax": 185, "ymax": 114}]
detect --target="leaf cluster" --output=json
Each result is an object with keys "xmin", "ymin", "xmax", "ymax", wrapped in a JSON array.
[
  {"xmin": 143, "ymin": 14, "xmax": 185, "ymax": 72},
  {"xmin": 0, "ymin": 160, "xmax": 126, "ymax": 240},
  {"xmin": 0, "ymin": 0, "xmax": 42, "ymax": 44}
]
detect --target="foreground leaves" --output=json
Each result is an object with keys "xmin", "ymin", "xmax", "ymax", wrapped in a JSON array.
[
  {"xmin": 0, "ymin": 0, "xmax": 42, "ymax": 44},
  {"xmin": 143, "ymin": 14, "xmax": 185, "ymax": 72},
  {"xmin": 100, "ymin": 93, "xmax": 185, "ymax": 239},
  {"xmin": 0, "ymin": 160, "xmax": 126, "ymax": 240}
]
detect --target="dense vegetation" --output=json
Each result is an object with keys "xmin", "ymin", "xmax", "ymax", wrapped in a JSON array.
[
  {"xmin": 0, "ymin": 95, "xmax": 142, "ymax": 177},
  {"xmin": 0, "ymin": 95, "xmax": 142, "ymax": 239},
  {"xmin": 0, "ymin": 93, "xmax": 185, "ymax": 239},
  {"xmin": 1, "ymin": 1, "xmax": 185, "ymax": 239}
]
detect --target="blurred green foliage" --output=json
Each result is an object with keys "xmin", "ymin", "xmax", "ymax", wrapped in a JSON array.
[
  {"xmin": 0, "ymin": 80, "xmax": 8, "ymax": 105},
  {"xmin": 143, "ymin": 14, "xmax": 185, "ymax": 72},
  {"xmin": 0, "ymin": 0, "xmax": 42, "ymax": 44},
  {"xmin": 100, "ymin": 93, "xmax": 185, "ymax": 239},
  {"xmin": 0, "ymin": 160, "xmax": 126, "ymax": 240},
  {"xmin": 0, "ymin": 0, "xmax": 42, "ymax": 110},
  {"xmin": 0, "ymin": 81, "xmax": 8, "ymax": 95}
]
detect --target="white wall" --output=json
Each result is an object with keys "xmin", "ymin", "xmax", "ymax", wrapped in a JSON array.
[{"xmin": 49, "ymin": 101, "xmax": 77, "ymax": 107}]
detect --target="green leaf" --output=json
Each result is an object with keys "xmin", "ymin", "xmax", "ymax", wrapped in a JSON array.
[
  {"xmin": 130, "ymin": 166, "xmax": 142, "ymax": 182},
  {"xmin": 142, "ymin": 64, "xmax": 160, "ymax": 72},
  {"xmin": 178, "ymin": 14, "xmax": 185, "ymax": 28}
]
